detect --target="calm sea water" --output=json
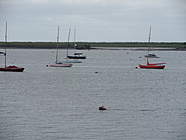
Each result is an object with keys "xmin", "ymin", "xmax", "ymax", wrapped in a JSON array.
[{"xmin": 0, "ymin": 49, "xmax": 186, "ymax": 140}]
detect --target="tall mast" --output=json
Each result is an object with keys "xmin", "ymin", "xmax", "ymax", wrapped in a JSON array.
[
  {"xmin": 55, "ymin": 26, "xmax": 60, "ymax": 64},
  {"xmin": 74, "ymin": 27, "xmax": 76, "ymax": 48},
  {"xmin": 4, "ymin": 21, "xmax": 8, "ymax": 68},
  {"xmin": 67, "ymin": 27, "xmax": 71, "ymax": 57},
  {"xmin": 148, "ymin": 25, "xmax": 151, "ymax": 43},
  {"xmin": 147, "ymin": 25, "xmax": 151, "ymax": 54}
]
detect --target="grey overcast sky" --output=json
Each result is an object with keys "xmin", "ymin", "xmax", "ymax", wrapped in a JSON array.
[{"xmin": 0, "ymin": 0, "xmax": 185, "ymax": 42}]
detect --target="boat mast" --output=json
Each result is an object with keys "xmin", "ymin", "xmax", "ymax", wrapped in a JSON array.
[
  {"xmin": 148, "ymin": 25, "xmax": 151, "ymax": 43},
  {"xmin": 147, "ymin": 25, "xmax": 151, "ymax": 54},
  {"xmin": 55, "ymin": 26, "xmax": 60, "ymax": 64},
  {"xmin": 67, "ymin": 27, "xmax": 71, "ymax": 57},
  {"xmin": 4, "ymin": 21, "xmax": 8, "ymax": 68},
  {"xmin": 74, "ymin": 27, "xmax": 77, "ymax": 48}
]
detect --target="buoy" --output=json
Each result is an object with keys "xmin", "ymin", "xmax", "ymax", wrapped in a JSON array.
[{"xmin": 99, "ymin": 106, "xmax": 107, "ymax": 111}]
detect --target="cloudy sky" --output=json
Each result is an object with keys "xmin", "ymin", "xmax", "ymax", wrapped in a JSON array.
[{"xmin": 0, "ymin": 0, "xmax": 185, "ymax": 42}]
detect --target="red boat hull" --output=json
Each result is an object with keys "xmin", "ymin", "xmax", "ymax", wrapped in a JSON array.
[
  {"xmin": 0, "ymin": 66, "xmax": 24, "ymax": 72},
  {"xmin": 139, "ymin": 64, "xmax": 165, "ymax": 69}
]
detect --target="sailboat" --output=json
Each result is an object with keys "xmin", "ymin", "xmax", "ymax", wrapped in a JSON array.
[
  {"xmin": 138, "ymin": 58, "xmax": 166, "ymax": 69},
  {"xmin": 0, "ymin": 21, "xmax": 24, "ymax": 72},
  {"xmin": 66, "ymin": 27, "xmax": 86, "ymax": 60},
  {"xmin": 138, "ymin": 26, "xmax": 166, "ymax": 69},
  {"xmin": 46, "ymin": 26, "xmax": 72, "ymax": 67},
  {"xmin": 63, "ymin": 28, "xmax": 83, "ymax": 63},
  {"xmin": 144, "ymin": 26, "xmax": 159, "ymax": 58}
]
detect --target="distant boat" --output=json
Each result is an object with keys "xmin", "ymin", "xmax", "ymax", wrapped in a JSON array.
[
  {"xmin": 0, "ymin": 21, "xmax": 24, "ymax": 72},
  {"xmin": 138, "ymin": 58, "xmax": 165, "ymax": 69},
  {"xmin": 144, "ymin": 53, "xmax": 160, "ymax": 58},
  {"xmin": 144, "ymin": 26, "xmax": 159, "ymax": 58},
  {"xmin": 47, "ymin": 26, "xmax": 72, "ymax": 67},
  {"xmin": 46, "ymin": 63, "xmax": 72, "ymax": 67},
  {"xmin": 67, "ymin": 53, "xmax": 86, "ymax": 59},
  {"xmin": 63, "ymin": 58, "xmax": 82, "ymax": 63},
  {"xmin": 66, "ymin": 27, "xmax": 86, "ymax": 59}
]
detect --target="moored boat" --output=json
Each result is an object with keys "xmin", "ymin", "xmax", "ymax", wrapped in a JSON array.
[
  {"xmin": 47, "ymin": 26, "xmax": 73, "ymax": 68},
  {"xmin": 138, "ymin": 58, "xmax": 165, "ymax": 69},
  {"xmin": 63, "ymin": 58, "xmax": 82, "ymax": 63},
  {"xmin": 144, "ymin": 53, "xmax": 160, "ymax": 58},
  {"xmin": 66, "ymin": 27, "xmax": 87, "ymax": 59},
  {"xmin": 67, "ymin": 54, "xmax": 86, "ymax": 59},
  {"xmin": 138, "ymin": 26, "xmax": 166, "ymax": 69},
  {"xmin": 0, "ymin": 21, "xmax": 24, "ymax": 72},
  {"xmin": 139, "ymin": 64, "xmax": 165, "ymax": 69},
  {"xmin": 0, "ymin": 66, "xmax": 24, "ymax": 72},
  {"xmin": 46, "ymin": 63, "xmax": 72, "ymax": 67}
]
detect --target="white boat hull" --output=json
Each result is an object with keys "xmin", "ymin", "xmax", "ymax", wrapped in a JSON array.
[
  {"xmin": 63, "ymin": 59, "xmax": 82, "ymax": 63},
  {"xmin": 46, "ymin": 63, "xmax": 72, "ymax": 67}
]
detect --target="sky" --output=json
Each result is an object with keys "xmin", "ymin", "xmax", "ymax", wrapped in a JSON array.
[{"xmin": 0, "ymin": 0, "xmax": 185, "ymax": 42}]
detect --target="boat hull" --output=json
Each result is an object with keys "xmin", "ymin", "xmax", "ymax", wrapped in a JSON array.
[
  {"xmin": 0, "ymin": 66, "xmax": 24, "ymax": 72},
  {"xmin": 67, "ymin": 55, "xmax": 86, "ymax": 59},
  {"xmin": 139, "ymin": 64, "xmax": 165, "ymax": 69},
  {"xmin": 144, "ymin": 56, "xmax": 160, "ymax": 58},
  {"xmin": 46, "ymin": 63, "xmax": 72, "ymax": 67},
  {"xmin": 144, "ymin": 54, "xmax": 160, "ymax": 58},
  {"xmin": 63, "ymin": 59, "xmax": 82, "ymax": 63}
]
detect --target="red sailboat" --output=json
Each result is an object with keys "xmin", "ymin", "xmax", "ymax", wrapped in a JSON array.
[
  {"xmin": 138, "ymin": 58, "xmax": 166, "ymax": 69},
  {"xmin": 0, "ymin": 22, "xmax": 24, "ymax": 72},
  {"xmin": 138, "ymin": 26, "xmax": 166, "ymax": 69}
]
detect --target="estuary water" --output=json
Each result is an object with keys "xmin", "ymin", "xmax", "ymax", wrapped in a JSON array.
[{"xmin": 0, "ymin": 49, "xmax": 186, "ymax": 140}]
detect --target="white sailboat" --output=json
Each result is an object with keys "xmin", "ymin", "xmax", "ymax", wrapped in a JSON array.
[
  {"xmin": 63, "ymin": 27, "xmax": 82, "ymax": 63},
  {"xmin": 46, "ymin": 26, "xmax": 72, "ymax": 67}
]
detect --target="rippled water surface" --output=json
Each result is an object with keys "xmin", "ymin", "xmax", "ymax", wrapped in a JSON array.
[{"xmin": 0, "ymin": 49, "xmax": 186, "ymax": 140}]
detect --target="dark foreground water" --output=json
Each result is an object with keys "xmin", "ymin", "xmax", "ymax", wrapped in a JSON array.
[{"xmin": 0, "ymin": 49, "xmax": 186, "ymax": 140}]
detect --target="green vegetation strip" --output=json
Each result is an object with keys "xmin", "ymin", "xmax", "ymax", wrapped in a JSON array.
[{"xmin": 0, "ymin": 42, "xmax": 185, "ymax": 50}]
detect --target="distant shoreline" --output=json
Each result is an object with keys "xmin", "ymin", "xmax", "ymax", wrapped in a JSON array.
[
  {"xmin": 91, "ymin": 47, "xmax": 185, "ymax": 51},
  {"xmin": 0, "ymin": 42, "xmax": 185, "ymax": 51}
]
